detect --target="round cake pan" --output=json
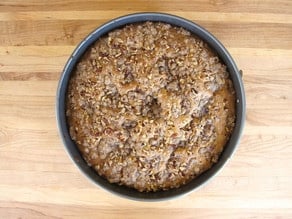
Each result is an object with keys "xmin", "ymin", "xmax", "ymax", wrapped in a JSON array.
[{"xmin": 56, "ymin": 12, "xmax": 246, "ymax": 201}]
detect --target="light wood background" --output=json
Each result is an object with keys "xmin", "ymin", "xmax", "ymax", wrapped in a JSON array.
[{"xmin": 0, "ymin": 0, "xmax": 292, "ymax": 218}]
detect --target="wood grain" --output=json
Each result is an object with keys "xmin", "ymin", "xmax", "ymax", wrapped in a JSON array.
[{"xmin": 0, "ymin": 0, "xmax": 292, "ymax": 218}]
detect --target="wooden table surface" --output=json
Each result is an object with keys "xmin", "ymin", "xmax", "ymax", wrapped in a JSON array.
[{"xmin": 1, "ymin": 1, "xmax": 292, "ymax": 218}]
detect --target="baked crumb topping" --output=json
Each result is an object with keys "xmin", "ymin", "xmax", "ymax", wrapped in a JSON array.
[{"xmin": 66, "ymin": 22, "xmax": 236, "ymax": 192}]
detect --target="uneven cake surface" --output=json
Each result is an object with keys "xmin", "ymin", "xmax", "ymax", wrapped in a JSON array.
[{"xmin": 66, "ymin": 22, "xmax": 236, "ymax": 192}]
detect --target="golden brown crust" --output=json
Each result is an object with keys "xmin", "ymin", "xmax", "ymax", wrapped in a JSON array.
[{"xmin": 66, "ymin": 22, "xmax": 236, "ymax": 192}]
